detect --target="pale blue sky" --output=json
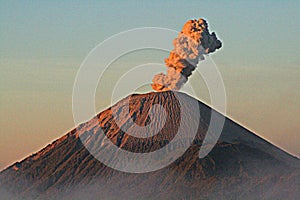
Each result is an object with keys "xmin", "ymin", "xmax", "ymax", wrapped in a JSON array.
[{"xmin": 1, "ymin": 0, "xmax": 300, "ymax": 170}]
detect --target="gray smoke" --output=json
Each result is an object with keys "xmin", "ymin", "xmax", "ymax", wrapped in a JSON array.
[{"xmin": 151, "ymin": 18, "xmax": 222, "ymax": 91}]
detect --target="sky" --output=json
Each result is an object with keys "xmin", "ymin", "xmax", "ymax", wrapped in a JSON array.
[{"xmin": 0, "ymin": 0, "xmax": 300, "ymax": 170}]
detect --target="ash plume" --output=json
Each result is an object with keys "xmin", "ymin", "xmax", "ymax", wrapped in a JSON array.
[{"xmin": 151, "ymin": 18, "xmax": 222, "ymax": 91}]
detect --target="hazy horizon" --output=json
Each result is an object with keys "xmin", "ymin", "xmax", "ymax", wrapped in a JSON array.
[{"xmin": 1, "ymin": 0, "xmax": 300, "ymax": 170}]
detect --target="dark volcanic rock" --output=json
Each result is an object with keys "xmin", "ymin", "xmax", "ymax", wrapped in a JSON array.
[{"xmin": 0, "ymin": 91, "xmax": 299, "ymax": 200}]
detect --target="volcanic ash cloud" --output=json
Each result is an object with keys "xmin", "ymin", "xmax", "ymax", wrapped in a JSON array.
[{"xmin": 151, "ymin": 18, "xmax": 222, "ymax": 92}]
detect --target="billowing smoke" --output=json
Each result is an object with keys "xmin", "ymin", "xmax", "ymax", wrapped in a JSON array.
[{"xmin": 151, "ymin": 18, "xmax": 222, "ymax": 91}]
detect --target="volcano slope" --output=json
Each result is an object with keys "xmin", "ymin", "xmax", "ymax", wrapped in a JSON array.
[{"xmin": 0, "ymin": 91, "xmax": 299, "ymax": 200}]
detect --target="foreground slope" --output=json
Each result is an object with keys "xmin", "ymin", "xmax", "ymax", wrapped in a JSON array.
[{"xmin": 1, "ymin": 91, "xmax": 299, "ymax": 199}]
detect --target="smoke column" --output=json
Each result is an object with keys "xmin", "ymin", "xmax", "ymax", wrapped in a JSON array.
[{"xmin": 151, "ymin": 18, "xmax": 222, "ymax": 91}]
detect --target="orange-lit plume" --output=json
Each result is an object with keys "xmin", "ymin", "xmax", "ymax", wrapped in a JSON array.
[{"xmin": 151, "ymin": 18, "xmax": 222, "ymax": 91}]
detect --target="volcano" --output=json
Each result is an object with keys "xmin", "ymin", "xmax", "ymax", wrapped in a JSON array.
[{"xmin": 1, "ymin": 91, "xmax": 299, "ymax": 199}]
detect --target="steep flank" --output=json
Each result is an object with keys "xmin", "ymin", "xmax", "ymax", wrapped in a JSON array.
[{"xmin": 1, "ymin": 91, "xmax": 299, "ymax": 200}]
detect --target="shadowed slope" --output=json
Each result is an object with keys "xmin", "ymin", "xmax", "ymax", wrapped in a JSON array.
[{"xmin": 1, "ymin": 91, "xmax": 299, "ymax": 199}]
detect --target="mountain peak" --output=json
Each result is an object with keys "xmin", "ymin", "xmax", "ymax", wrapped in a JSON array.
[{"xmin": 1, "ymin": 91, "xmax": 299, "ymax": 199}]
